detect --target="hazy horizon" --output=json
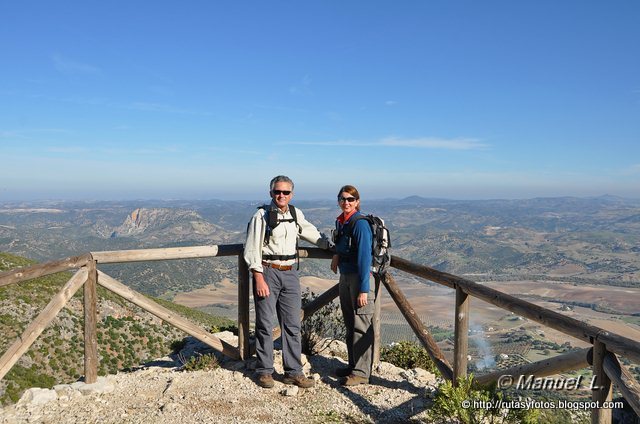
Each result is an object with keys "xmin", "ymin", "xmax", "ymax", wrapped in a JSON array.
[{"xmin": 1, "ymin": 190, "xmax": 638, "ymax": 204}]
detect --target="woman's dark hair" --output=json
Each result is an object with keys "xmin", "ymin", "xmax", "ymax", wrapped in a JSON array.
[{"xmin": 337, "ymin": 185, "xmax": 361, "ymax": 211}]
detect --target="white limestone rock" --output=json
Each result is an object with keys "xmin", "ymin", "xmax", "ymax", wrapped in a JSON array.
[{"xmin": 17, "ymin": 388, "xmax": 57, "ymax": 406}]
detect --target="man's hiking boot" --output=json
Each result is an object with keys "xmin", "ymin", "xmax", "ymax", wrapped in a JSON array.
[
  {"xmin": 283, "ymin": 374, "xmax": 315, "ymax": 388},
  {"xmin": 256, "ymin": 374, "xmax": 275, "ymax": 388},
  {"xmin": 335, "ymin": 367, "xmax": 353, "ymax": 377},
  {"xmin": 342, "ymin": 374, "xmax": 369, "ymax": 386}
]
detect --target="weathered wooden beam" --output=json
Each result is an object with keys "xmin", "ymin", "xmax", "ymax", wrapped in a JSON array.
[
  {"xmin": 96, "ymin": 271, "xmax": 239, "ymax": 360},
  {"xmin": 0, "ymin": 253, "xmax": 92, "ymax": 288},
  {"xmin": 603, "ymin": 351, "xmax": 640, "ymax": 417},
  {"xmin": 592, "ymin": 341, "xmax": 612, "ymax": 424},
  {"xmin": 373, "ymin": 277, "xmax": 382, "ymax": 367},
  {"xmin": 454, "ymin": 285, "xmax": 469, "ymax": 385},
  {"xmin": 83, "ymin": 260, "xmax": 98, "ymax": 384},
  {"xmin": 390, "ymin": 255, "xmax": 455, "ymax": 290},
  {"xmin": 297, "ymin": 247, "xmax": 334, "ymax": 260},
  {"xmin": 390, "ymin": 255, "xmax": 640, "ymax": 364},
  {"xmin": 381, "ymin": 273, "xmax": 454, "ymax": 381},
  {"xmin": 475, "ymin": 347, "xmax": 592, "ymax": 386},
  {"xmin": 300, "ymin": 282, "xmax": 340, "ymax": 321},
  {"xmin": 593, "ymin": 331, "xmax": 640, "ymax": 366},
  {"xmin": 91, "ymin": 245, "xmax": 237, "ymax": 264},
  {"xmin": 237, "ymin": 255, "xmax": 250, "ymax": 360},
  {"xmin": 0, "ymin": 269, "xmax": 88, "ymax": 382}
]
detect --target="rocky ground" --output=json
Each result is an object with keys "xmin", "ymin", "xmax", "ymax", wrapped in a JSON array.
[{"xmin": 0, "ymin": 333, "xmax": 440, "ymax": 424}]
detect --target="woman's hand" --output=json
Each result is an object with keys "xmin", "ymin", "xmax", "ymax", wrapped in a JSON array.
[
  {"xmin": 330, "ymin": 254, "xmax": 339, "ymax": 274},
  {"xmin": 357, "ymin": 292, "xmax": 368, "ymax": 308}
]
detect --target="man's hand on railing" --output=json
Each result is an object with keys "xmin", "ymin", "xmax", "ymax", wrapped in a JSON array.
[
  {"xmin": 254, "ymin": 272, "xmax": 270, "ymax": 298},
  {"xmin": 319, "ymin": 232, "xmax": 335, "ymax": 251}
]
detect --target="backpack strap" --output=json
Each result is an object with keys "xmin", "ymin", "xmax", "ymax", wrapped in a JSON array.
[
  {"xmin": 289, "ymin": 205, "xmax": 301, "ymax": 270},
  {"xmin": 259, "ymin": 204, "xmax": 301, "ymax": 268},
  {"xmin": 288, "ymin": 205, "xmax": 302, "ymax": 234},
  {"xmin": 338, "ymin": 213, "xmax": 368, "ymax": 258}
]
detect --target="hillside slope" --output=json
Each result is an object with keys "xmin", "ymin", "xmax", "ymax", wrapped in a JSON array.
[{"xmin": 0, "ymin": 252, "xmax": 234, "ymax": 405}]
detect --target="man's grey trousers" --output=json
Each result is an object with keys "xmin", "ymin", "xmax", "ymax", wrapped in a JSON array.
[{"xmin": 253, "ymin": 266, "xmax": 303, "ymax": 377}]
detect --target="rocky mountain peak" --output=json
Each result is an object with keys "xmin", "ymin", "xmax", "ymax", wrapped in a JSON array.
[{"xmin": 110, "ymin": 208, "xmax": 228, "ymax": 242}]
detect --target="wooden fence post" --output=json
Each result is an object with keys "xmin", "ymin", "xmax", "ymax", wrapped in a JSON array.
[
  {"xmin": 372, "ymin": 275, "xmax": 382, "ymax": 367},
  {"xmin": 84, "ymin": 260, "xmax": 98, "ymax": 383},
  {"xmin": 238, "ymin": 253, "xmax": 250, "ymax": 360},
  {"xmin": 592, "ymin": 340, "xmax": 612, "ymax": 424},
  {"xmin": 454, "ymin": 285, "xmax": 469, "ymax": 385},
  {"xmin": 603, "ymin": 351, "xmax": 640, "ymax": 417}
]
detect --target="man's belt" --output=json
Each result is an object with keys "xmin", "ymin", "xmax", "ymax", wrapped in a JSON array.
[
  {"xmin": 262, "ymin": 254, "xmax": 297, "ymax": 260},
  {"xmin": 262, "ymin": 261, "xmax": 293, "ymax": 271}
]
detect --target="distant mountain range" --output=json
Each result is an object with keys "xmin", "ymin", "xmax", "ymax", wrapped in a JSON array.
[{"xmin": 1, "ymin": 195, "xmax": 639, "ymax": 300}]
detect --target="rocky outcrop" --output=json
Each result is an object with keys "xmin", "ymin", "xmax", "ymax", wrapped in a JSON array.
[
  {"xmin": 110, "ymin": 208, "xmax": 230, "ymax": 243},
  {"xmin": 0, "ymin": 333, "xmax": 439, "ymax": 423}
]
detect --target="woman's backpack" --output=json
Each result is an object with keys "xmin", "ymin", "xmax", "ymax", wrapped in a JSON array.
[{"xmin": 334, "ymin": 214, "xmax": 391, "ymax": 277}]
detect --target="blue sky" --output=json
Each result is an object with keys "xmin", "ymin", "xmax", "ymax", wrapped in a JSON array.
[{"xmin": 1, "ymin": 1, "xmax": 639, "ymax": 201}]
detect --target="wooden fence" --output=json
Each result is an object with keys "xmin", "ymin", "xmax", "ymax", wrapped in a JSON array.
[{"xmin": 0, "ymin": 244, "xmax": 638, "ymax": 423}]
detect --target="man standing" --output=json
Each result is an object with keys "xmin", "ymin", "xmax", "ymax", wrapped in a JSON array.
[{"xmin": 244, "ymin": 175, "xmax": 329, "ymax": 388}]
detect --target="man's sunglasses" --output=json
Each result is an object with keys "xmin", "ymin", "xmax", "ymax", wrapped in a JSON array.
[
  {"xmin": 338, "ymin": 196, "xmax": 357, "ymax": 203},
  {"xmin": 272, "ymin": 190, "xmax": 291, "ymax": 196}
]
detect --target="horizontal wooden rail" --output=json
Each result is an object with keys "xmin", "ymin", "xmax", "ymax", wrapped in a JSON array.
[
  {"xmin": 91, "ymin": 244, "xmax": 244, "ymax": 264},
  {"xmin": 301, "ymin": 282, "xmax": 340, "ymax": 321},
  {"xmin": 297, "ymin": 247, "xmax": 334, "ymax": 260},
  {"xmin": 0, "ymin": 253, "xmax": 92, "ymax": 288},
  {"xmin": 97, "ymin": 271, "xmax": 239, "ymax": 360},
  {"xmin": 92, "ymin": 244, "xmax": 330, "ymax": 264},
  {"xmin": 475, "ymin": 347, "xmax": 592, "ymax": 386},
  {"xmin": 0, "ymin": 269, "xmax": 88, "ymax": 381},
  {"xmin": 390, "ymin": 255, "xmax": 640, "ymax": 364}
]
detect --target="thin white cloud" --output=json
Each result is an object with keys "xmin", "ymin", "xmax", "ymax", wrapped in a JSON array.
[
  {"xmin": 46, "ymin": 146, "xmax": 90, "ymax": 154},
  {"xmin": 279, "ymin": 140, "xmax": 362, "ymax": 147},
  {"xmin": 37, "ymin": 145, "xmax": 182, "ymax": 156},
  {"xmin": 98, "ymin": 145, "xmax": 183, "ymax": 156},
  {"xmin": 380, "ymin": 136, "xmax": 487, "ymax": 150},
  {"xmin": 206, "ymin": 146, "xmax": 261, "ymax": 156},
  {"xmin": 21, "ymin": 94, "xmax": 211, "ymax": 117},
  {"xmin": 253, "ymin": 104, "xmax": 308, "ymax": 113},
  {"xmin": 148, "ymin": 85, "xmax": 174, "ymax": 96},
  {"xmin": 126, "ymin": 102, "xmax": 212, "ymax": 116},
  {"xmin": 0, "ymin": 128, "xmax": 71, "ymax": 139},
  {"xmin": 279, "ymin": 136, "xmax": 488, "ymax": 151},
  {"xmin": 385, "ymin": 100, "xmax": 398, "ymax": 106},
  {"xmin": 52, "ymin": 54, "xmax": 101, "ymax": 75},
  {"xmin": 289, "ymin": 75, "xmax": 313, "ymax": 95}
]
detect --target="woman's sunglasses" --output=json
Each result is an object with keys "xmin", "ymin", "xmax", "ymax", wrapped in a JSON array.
[{"xmin": 338, "ymin": 196, "xmax": 357, "ymax": 203}]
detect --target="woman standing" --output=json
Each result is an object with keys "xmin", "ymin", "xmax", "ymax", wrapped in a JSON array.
[{"xmin": 331, "ymin": 185, "xmax": 374, "ymax": 386}]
